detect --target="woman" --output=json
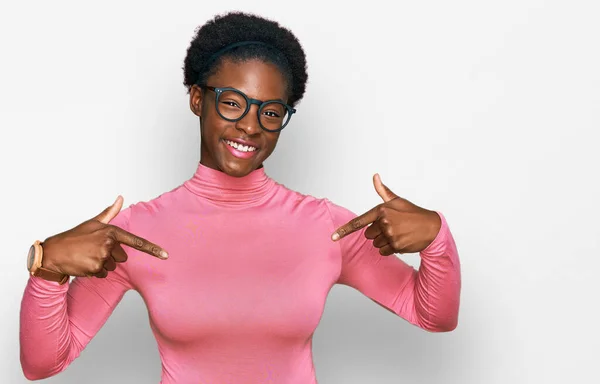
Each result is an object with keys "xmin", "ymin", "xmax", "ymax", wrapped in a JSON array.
[{"xmin": 20, "ymin": 11, "xmax": 461, "ymax": 383}]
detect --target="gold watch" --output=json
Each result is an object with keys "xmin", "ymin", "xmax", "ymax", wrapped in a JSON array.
[{"xmin": 27, "ymin": 240, "xmax": 69, "ymax": 284}]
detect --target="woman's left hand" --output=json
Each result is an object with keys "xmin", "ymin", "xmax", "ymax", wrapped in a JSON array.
[{"xmin": 332, "ymin": 174, "xmax": 442, "ymax": 255}]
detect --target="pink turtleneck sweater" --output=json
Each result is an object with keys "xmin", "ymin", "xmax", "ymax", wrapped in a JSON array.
[{"xmin": 20, "ymin": 163, "xmax": 461, "ymax": 383}]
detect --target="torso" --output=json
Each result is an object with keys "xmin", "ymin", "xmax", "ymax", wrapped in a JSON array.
[{"xmin": 122, "ymin": 183, "xmax": 341, "ymax": 383}]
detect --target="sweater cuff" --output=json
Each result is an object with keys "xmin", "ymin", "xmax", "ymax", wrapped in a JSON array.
[
  {"xmin": 28, "ymin": 274, "xmax": 71, "ymax": 294},
  {"xmin": 420, "ymin": 211, "xmax": 450, "ymax": 257}
]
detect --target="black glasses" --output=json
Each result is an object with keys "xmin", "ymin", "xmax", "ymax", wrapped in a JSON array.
[{"xmin": 203, "ymin": 86, "xmax": 296, "ymax": 132}]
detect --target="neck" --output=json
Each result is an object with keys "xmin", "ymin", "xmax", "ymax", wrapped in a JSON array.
[{"xmin": 183, "ymin": 162, "xmax": 276, "ymax": 207}]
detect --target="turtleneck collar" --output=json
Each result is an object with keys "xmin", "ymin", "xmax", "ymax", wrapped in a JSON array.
[{"xmin": 183, "ymin": 162, "xmax": 277, "ymax": 206}]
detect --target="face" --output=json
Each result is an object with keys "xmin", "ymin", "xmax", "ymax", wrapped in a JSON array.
[{"xmin": 189, "ymin": 59, "xmax": 289, "ymax": 177}]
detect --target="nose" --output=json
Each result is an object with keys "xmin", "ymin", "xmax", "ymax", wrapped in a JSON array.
[{"xmin": 235, "ymin": 105, "xmax": 261, "ymax": 135}]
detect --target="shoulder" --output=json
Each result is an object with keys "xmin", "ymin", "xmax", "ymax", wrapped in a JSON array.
[
  {"xmin": 272, "ymin": 182, "xmax": 325, "ymax": 209},
  {"xmin": 272, "ymin": 183, "xmax": 358, "ymax": 225},
  {"xmin": 113, "ymin": 185, "xmax": 187, "ymax": 228}
]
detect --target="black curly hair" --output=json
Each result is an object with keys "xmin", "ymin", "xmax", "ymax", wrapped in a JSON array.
[{"xmin": 183, "ymin": 12, "xmax": 308, "ymax": 107}]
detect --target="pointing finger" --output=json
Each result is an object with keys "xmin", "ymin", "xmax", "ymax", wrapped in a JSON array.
[
  {"xmin": 331, "ymin": 205, "xmax": 379, "ymax": 241},
  {"xmin": 373, "ymin": 174, "xmax": 398, "ymax": 203},
  {"xmin": 94, "ymin": 196, "xmax": 124, "ymax": 224},
  {"xmin": 109, "ymin": 226, "xmax": 169, "ymax": 260}
]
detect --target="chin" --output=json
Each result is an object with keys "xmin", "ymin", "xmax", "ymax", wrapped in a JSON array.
[{"xmin": 218, "ymin": 158, "xmax": 259, "ymax": 178}]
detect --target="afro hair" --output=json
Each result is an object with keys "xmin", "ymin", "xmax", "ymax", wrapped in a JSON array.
[{"xmin": 183, "ymin": 12, "xmax": 308, "ymax": 107}]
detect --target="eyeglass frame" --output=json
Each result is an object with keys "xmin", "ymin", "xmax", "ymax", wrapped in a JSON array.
[{"xmin": 200, "ymin": 85, "xmax": 296, "ymax": 132}]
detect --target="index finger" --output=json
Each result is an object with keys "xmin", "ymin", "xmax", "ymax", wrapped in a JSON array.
[
  {"xmin": 108, "ymin": 225, "xmax": 169, "ymax": 259},
  {"xmin": 331, "ymin": 205, "xmax": 380, "ymax": 241}
]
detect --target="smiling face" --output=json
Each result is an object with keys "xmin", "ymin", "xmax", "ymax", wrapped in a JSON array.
[{"xmin": 189, "ymin": 59, "xmax": 289, "ymax": 177}]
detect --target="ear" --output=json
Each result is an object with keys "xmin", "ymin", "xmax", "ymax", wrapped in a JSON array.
[{"xmin": 189, "ymin": 85, "xmax": 204, "ymax": 117}]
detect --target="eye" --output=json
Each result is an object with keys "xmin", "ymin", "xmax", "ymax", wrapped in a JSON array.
[
  {"xmin": 262, "ymin": 110, "xmax": 281, "ymax": 118},
  {"xmin": 221, "ymin": 100, "xmax": 242, "ymax": 108}
]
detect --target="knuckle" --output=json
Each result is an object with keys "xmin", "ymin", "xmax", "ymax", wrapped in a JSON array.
[
  {"xmin": 99, "ymin": 248, "xmax": 111, "ymax": 260},
  {"xmin": 90, "ymin": 262, "xmax": 104, "ymax": 274},
  {"xmin": 103, "ymin": 236, "xmax": 115, "ymax": 248},
  {"xmin": 105, "ymin": 226, "xmax": 117, "ymax": 237},
  {"xmin": 150, "ymin": 246, "xmax": 160, "ymax": 256},
  {"xmin": 350, "ymin": 218, "xmax": 362, "ymax": 230},
  {"xmin": 132, "ymin": 236, "xmax": 144, "ymax": 249},
  {"xmin": 384, "ymin": 226, "xmax": 394, "ymax": 237}
]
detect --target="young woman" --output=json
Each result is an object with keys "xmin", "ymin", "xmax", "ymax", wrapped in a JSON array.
[{"xmin": 20, "ymin": 12, "xmax": 461, "ymax": 383}]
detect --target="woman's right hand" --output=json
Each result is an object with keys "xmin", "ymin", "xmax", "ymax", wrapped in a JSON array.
[{"xmin": 40, "ymin": 196, "xmax": 168, "ymax": 278}]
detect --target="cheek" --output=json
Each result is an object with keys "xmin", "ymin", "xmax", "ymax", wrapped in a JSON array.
[
  {"xmin": 200, "ymin": 115, "xmax": 226, "ymax": 138},
  {"xmin": 200, "ymin": 100, "xmax": 221, "ymax": 133},
  {"xmin": 263, "ymin": 133, "xmax": 281, "ymax": 153}
]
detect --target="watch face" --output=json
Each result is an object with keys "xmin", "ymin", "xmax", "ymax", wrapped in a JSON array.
[{"xmin": 27, "ymin": 245, "xmax": 35, "ymax": 270}]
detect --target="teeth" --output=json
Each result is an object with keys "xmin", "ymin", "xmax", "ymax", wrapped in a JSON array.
[{"xmin": 226, "ymin": 140, "xmax": 257, "ymax": 152}]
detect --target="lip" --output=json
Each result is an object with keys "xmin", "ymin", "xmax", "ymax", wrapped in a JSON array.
[{"xmin": 222, "ymin": 138, "xmax": 260, "ymax": 160}]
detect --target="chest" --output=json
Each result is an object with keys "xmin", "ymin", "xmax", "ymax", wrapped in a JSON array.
[{"xmin": 126, "ymin": 209, "xmax": 341, "ymax": 344}]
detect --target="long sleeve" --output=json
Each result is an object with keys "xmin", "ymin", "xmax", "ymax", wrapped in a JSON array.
[
  {"xmin": 328, "ymin": 201, "xmax": 461, "ymax": 332},
  {"xmin": 19, "ymin": 208, "xmax": 135, "ymax": 380}
]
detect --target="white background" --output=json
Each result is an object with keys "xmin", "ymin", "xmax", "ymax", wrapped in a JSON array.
[{"xmin": 1, "ymin": 0, "xmax": 599, "ymax": 383}]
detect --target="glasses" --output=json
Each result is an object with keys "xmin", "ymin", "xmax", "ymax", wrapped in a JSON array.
[{"xmin": 203, "ymin": 86, "xmax": 296, "ymax": 132}]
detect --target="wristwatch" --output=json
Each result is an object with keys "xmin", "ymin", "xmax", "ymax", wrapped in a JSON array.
[{"xmin": 27, "ymin": 240, "xmax": 69, "ymax": 284}]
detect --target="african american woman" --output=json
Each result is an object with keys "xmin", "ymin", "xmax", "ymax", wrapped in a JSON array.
[{"xmin": 20, "ymin": 12, "xmax": 461, "ymax": 383}]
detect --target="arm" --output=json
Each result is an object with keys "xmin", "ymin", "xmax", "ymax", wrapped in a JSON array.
[
  {"xmin": 19, "ymin": 208, "xmax": 134, "ymax": 380},
  {"xmin": 328, "ymin": 201, "xmax": 461, "ymax": 332}
]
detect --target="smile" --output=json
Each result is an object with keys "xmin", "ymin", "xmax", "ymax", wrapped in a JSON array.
[{"xmin": 224, "ymin": 139, "xmax": 257, "ymax": 152}]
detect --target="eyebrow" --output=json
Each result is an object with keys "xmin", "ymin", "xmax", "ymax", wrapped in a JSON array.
[{"xmin": 216, "ymin": 85, "xmax": 287, "ymax": 103}]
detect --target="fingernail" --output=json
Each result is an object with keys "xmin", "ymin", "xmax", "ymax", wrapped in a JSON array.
[
  {"xmin": 160, "ymin": 251, "xmax": 169, "ymax": 259},
  {"xmin": 331, "ymin": 232, "xmax": 340, "ymax": 241}
]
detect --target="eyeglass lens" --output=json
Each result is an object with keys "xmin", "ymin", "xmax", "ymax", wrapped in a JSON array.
[{"xmin": 217, "ymin": 89, "xmax": 290, "ymax": 131}]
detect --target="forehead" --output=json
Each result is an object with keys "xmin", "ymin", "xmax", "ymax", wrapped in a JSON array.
[{"xmin": 207, "ymin": 59, "xmax": 288, "ymax": 101}]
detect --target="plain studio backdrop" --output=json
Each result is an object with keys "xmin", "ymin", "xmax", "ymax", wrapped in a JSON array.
[{"xmin": 1, "ymin": 1, "xmax": 599, "ymax": 383}]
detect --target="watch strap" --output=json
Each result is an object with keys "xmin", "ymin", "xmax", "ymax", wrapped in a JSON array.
[
  {"xmin": 32, "ymin": 266, "xmax": 69, "ymax": 284},
  {"xmin": 30, "ymin": 241, "xmax": 69, "ymax": 285}
]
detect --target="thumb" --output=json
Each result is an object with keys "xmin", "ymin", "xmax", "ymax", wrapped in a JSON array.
[
  {"xmin": 94, "ymin": 195, "xmax": 124, "ymax": 224},
  {"xmin": 373, "ymin": 173, "xmax": 398, "ymax": 202}
]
